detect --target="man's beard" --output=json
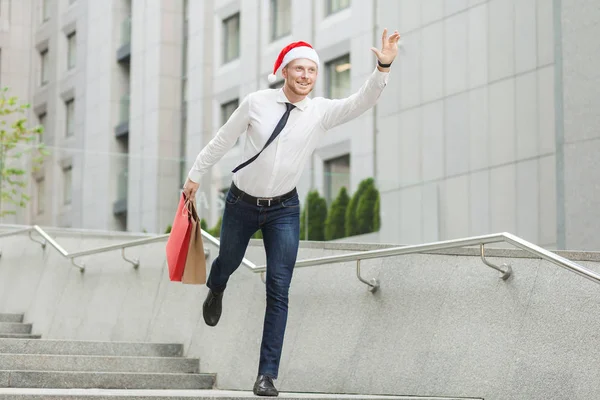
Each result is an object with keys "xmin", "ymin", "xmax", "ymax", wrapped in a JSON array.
[{"xmin": 285, "ymin": 80, "xmax": 313, "ymax": 96}]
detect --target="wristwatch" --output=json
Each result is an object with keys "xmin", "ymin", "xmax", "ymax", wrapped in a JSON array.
[{"xmin": 378, "ymin": 60, "xmax": 392, "ymax": 68}]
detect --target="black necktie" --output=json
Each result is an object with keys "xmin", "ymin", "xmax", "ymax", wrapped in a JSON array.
[{"xmin": 232, "ymin": 102, "xmax": 296, "ymax": 173}]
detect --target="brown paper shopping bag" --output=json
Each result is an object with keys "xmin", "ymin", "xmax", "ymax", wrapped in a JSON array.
[{"xmin": 181, "ymin": 200, "xmax": 207, "ymax": 285}]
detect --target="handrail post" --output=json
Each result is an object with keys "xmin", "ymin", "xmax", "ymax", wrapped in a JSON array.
[
  {"xmin": 71, "ymin": 258, "xmax": 85, "ymax": 273},
  {"xmin": 28, "ymin": 230, "xmax": 47, "ymax": 249},
  {"xmin": 122, "ymin": 248, "xmax": 140, "ymax": 269},
  {"xmin": 480, "ymin": 244, "xmax": 512, "ymax": 280},
  {"xmin": 356, "ymin": 259, "xmax": 379, "ymax": 293}
]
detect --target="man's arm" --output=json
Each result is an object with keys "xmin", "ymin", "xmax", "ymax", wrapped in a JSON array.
[
  {"xmin": 183, "ymin": 94, "xmax": 251, "ymax": 199},
  {"xmin": 320, "ymin": 29, "xmax": 400, "ymax": 131}
]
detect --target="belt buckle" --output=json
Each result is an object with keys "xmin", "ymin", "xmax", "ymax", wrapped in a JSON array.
[{"xmin": 257, "ymin": 198, "xmax": 272, "ymax": 206}]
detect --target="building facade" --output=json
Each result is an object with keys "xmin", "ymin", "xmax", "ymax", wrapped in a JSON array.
[{"xmin": 0, "ymin": 0, "xmax": 598, "ymax": 251}]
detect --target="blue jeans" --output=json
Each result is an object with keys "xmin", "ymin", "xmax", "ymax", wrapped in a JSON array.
[{"xmin": 206, "ymin": 185, "xmax": 301, "ymax": 379}]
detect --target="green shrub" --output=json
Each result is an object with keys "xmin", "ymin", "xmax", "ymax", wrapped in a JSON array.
[
  {"xmin": 300, "ymin": 190, "xmax": 328, "ymax": 241},
  {"xmin": 356, "ymin": 183, "xmax": 379, "ymax": 234},
  {"xmin": 345, "ymin": 178, "xmax": 374, "ymax": 236},
  {"xmin": 325, "ymin": 187, "xmax": 350, "ymax": 240},
  {"xmin": 373, "ymin": 192, "xmax": 381, "ymax": 232}
]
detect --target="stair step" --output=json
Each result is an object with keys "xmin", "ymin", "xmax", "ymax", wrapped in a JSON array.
[
  {"xmin": 0, "ymin": 314, "xmax": 23, "ymax": 323},
  {"xmin": 0, "ymin": 388, "xmax": 483, "ymax": 399},
  {"xmin": 0, "ymin": 370, "xmax": 215, "ymax": 390},
  {"xmin": 0, "ymin": 354, "xmax": 199, "ymax": 373},
  {"xmin": 0, "ymin": 334, "xmax": 41, "ymax": 339},
  {"xmin": 0, "ymin": 339, "xmax": 182, "ymax": 357},
  {"xmin": 0, "ymin": 323, "xmax": 32, "ymax": 334}
]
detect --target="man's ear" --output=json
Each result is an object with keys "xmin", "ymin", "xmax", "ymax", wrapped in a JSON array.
[{"xmin": 281, "ymin": 66, "xmax": 288, "ymax": 79}]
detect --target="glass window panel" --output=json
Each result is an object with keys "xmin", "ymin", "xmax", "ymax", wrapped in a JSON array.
[
  {"xmin": 271, "ymin": 0, "xmax": 291, "ymax": 40},
  {"xmin": 66, "ymin": 99, "xmax": 75, "ymax": 137},
  {"xmin": 324, "ymin": 154, "xmax": 350, "ymax": 204},
  {"xmin": 326, "ymin": 54, "xmax": 351, "ymax": 99},
  {"xmin": 63, "ymin": 167, "xmax": 72, "ymax": 205},
  {"xmin": 67, "ymin": 32, "xmax": 76, "ymax": 70},
  {"xmin": 40, "ymin": 49, "xmax": 49, "ymax": 85},
  {"xmin": 327, "ymin": 0, "xmax": 350, "ymax": 15},
  {"xmin": 223, "ymin": 13, "xmax": 240, "ymax": 63}
]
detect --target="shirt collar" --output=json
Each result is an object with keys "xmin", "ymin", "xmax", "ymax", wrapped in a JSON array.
[{"xmin": 276, "ymin": 89, "xmax": 311, "ymax": 111}]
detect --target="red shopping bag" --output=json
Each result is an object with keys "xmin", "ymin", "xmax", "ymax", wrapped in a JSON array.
[{"xmin": 166, "ymin": 193, "xmax": 193, "ymax": 281}]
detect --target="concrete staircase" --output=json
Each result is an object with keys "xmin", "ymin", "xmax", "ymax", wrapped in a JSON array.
[
  {"xmin": 0, "ymin": 313, "xmax": 216, "ymax": 395},
  {"xmin": 0, "ymin": 313, "xmax": 479, "ymax": 400}
]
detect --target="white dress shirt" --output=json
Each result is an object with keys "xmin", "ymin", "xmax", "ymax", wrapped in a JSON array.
[{"xmin": 188, "ymin": 66, "xmax": 389, "ymax": 198}]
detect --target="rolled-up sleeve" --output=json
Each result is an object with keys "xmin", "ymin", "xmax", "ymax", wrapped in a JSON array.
[
  {"xmin": 319, "ymin": 67, "xmax": 389, "ymax": 131},
  {"xmin": 187, "ymin": 94, "xmax": 251, "ymax": 183}
]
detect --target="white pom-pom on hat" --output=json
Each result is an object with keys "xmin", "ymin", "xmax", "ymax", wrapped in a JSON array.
[{"xmin": 267, "ymin": 41, "xmax": 319, "ymax": 83}]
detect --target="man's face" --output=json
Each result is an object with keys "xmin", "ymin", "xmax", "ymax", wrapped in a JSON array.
[{"xmin": 282, "ymin": 59, "xmax": 318, "ymax": 97}]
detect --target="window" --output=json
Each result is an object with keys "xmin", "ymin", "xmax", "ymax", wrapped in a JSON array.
[
  {"xmin": 40, "ymin": 49, "xmax": 49, "ymax": 86},
  {"xmin": 63, "ymin": 166, "xmax": 72, "ymax": 205},
  {"xmin": 223, "ymin": 13, "xmax": 240, "ymax": 63},
  {"xmin": 326, "ymin": 0, "xmax": 350, "ymax": 15},
  {"xmin": 221, "ymin": 99, "xmax": 239, "ymax": 144},
  {"xmin": 65, "ymin": 99, "xmax": 75, "ymax": 137},
  {"xmin": 221, "ymin": 99, "xmax": 239, "ymax": 125},
  {"xmin": 36, "ymin": 178, "xmax": 45, "ymax": 214},
  {"xmin": 67, "ymin": 31, "xmax": 76, "ymax": 70},
  {"xmin": 326, "ymin": 54, "xmax": 351, "ymax": 99},
  {"xmin": 324, "ymin": 154, "xmax": 350, "ymax": 203},
  {"xmin": 38, "ymin": 112, "xmax": 46, "ymax": 144},
  {"xmin": 42, "ymin": 0, "xmax": 50, "ymax": 22},
  {"xmin": 271, "ymin": 0, "xmax": 291, "ymax": 41}
]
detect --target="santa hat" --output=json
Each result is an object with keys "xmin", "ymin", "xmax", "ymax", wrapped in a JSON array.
[{"xmin": 268, "ymin": 41, "xmax": 320, "ymax": 83}]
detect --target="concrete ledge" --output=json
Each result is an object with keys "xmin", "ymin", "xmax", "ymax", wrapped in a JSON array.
[
  {"xmin": 0, "ymin": 354, "xmax": 200, "ymax": 373},
  {"xmin": 0, "ymin": 339, "xmax": 183, "ymax": 357},
  {"xmin": 0, "ymin": 388, "xmax": 482, "ymax": 399},
  {"xmin": 0, "ymin": 323, "xmax": 32, "ymax": 334},
  {"xmin": 0, "ymin": 371, "xmax": 215, "ymax": 390}
]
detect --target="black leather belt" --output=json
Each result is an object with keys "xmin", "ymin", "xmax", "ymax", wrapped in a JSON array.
[{"xmin": 230, "ymin": 183, "xmax": 297, "ymax": 207}]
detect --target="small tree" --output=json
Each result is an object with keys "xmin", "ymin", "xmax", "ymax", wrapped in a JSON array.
[
  {"xmin": 0, "ymin": 88, "xmax": 47, "ymax": 217},
  {"xmin": 300, "ymin": 190, "xmax": 327, "ymax": 241},
  {"xmin": 325, "ymin": 186, "xmax": 349, "ymax": 240},
  {"xmin": 356, "ymin": 183, "xmax": 379, "ymax": 234},
  {"xmin": 373, "ymin": 191, "xmax": 381, "ymax": 232},
  {"xmin": 345, "ymin": 178, "xmax": 374, "ymax": 236}
]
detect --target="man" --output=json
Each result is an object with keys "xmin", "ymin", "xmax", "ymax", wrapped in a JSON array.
[{"xmin": 182, "ymin": 29, "xmax": 400, "ymax": 396}]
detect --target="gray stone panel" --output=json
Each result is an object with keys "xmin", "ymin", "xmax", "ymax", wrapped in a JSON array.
[
  {"xmin": 516, "ymin": 71, "xmax": 539, "ymax": 159},
  {"xmin": 516, "ymin": 159, "xmax": 540, "ymax": 243},
  {"xmin": 421, "ymin": 100, "xmax": 445, "ymax": 181},
  {"xmin": 445, "ymin": 92, "xmax": 470, "ymax": 176},
  {"xmin": 490, "ymin": 164, "xmax": 517, "ymax": 233},
  {"xmin": 468, "ymin": 87, "xmax": 489, "ymax": 170},
  {"xmin": 515, "ymin": 0, "xmax": 538, "ymax": 74},
  {"xmin": 488, "ymin": 0, "xmax": 515, "ymax": 81},
  {"xmin": 467, "ymin": 4, "xmax": 488, "ymax": 88},
  {"xmin": 563, "ymin": 138, "xmax": 600, "ymax": 250},
  {"xmin": 444, "ymin": 13, "xmax": 468, "ymax": 96},
  {"xmin": 489, "ymin": 78, "xmax": 516, "ymax": 166},
  {"xmin": 469, "ymin": 170, "xmax": 491, "ymax": 236}
]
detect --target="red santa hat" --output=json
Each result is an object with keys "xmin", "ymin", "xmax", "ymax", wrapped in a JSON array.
[{"xmin": 268, "ymin": 41, "xmax": 320, "ymax": 83}]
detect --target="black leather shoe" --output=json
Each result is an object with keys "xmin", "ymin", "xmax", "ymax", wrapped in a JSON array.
[
  {"xmin": 253, "ymin": 374, "xmax": 279, "ymax": 397},
  {"xmin": 202, "ymin": 289, "xmax": 223, "ymax": 327}
]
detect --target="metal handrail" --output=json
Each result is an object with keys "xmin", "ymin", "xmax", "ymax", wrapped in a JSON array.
[
  {"xmin": 0, "ymin": 225, "xmax": 256, "ymax": 273},
  {"xmin": 252, "ymin": 232, "xmax": 600, "ymax": 292},
  {"xmin": 1, "ymin": 226, "xmax": 598, "ymax": 293}
]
